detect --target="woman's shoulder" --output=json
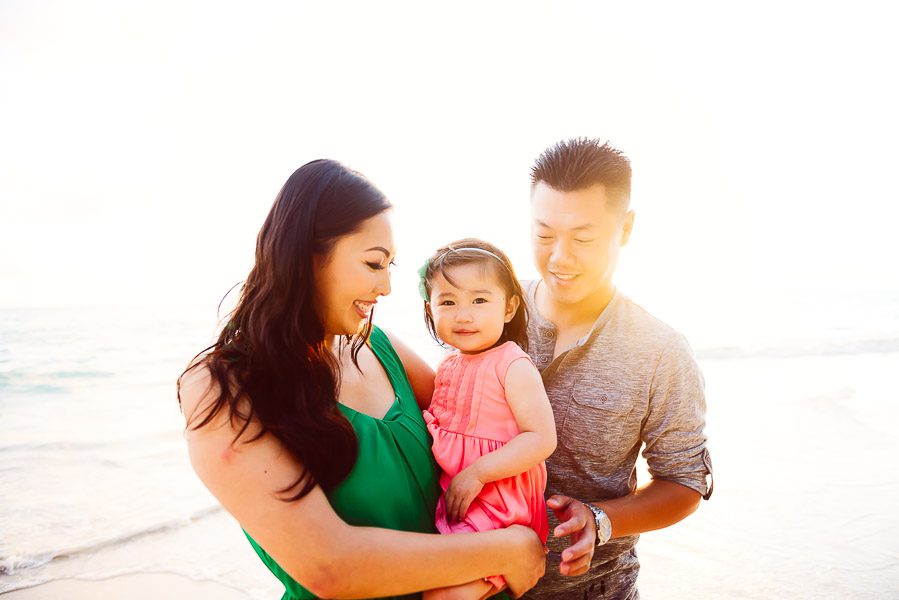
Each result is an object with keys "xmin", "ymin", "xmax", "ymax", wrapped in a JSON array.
[
  {"xmin": 371, "ymin": 326, "xmax": 428, "ymax": 368},
  {"xmin": 179, "ymin": 359, "xmax": 256, "ymax": 436},
  {"xmin": 368, "ymin": 324, "xmax": 389, "ymax": 344},
  {"xmin": 178, "ymin": 360, "xmax": 216, "ymax": 427},
  {"xmin": 179, "ymin": 363, "xmax": 280, "ymax": 495},
  {"xmin": 368, "ymin": 325, "xmax": 403, "ymax": 368}
]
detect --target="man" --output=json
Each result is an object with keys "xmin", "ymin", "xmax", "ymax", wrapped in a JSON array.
[{"xmin": 522, "ymin": 138, "xmax": 713, "ymax": 599}]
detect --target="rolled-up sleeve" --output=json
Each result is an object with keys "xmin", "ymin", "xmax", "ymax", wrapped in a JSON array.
[{"xmin": 642, "ymin": 334, "xmax": 713, "ymax": 500}]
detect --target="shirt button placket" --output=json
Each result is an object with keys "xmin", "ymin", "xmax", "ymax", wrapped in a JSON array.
[{"xmin": 545, "ymin": 329, "xmax": 555, "ymax": 365}]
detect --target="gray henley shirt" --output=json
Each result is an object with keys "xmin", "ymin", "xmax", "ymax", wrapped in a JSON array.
[{"xmin": 521, "ymin": 281, "xmax": 713, "ymax": 600}]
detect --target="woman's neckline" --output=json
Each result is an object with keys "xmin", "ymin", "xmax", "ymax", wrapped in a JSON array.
[{"xmin": 337, "ymin": 334, "xmax": 402, "ymax": 421}]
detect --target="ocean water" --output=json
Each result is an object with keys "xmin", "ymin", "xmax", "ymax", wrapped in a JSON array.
[
  {"xmin": 1, "ymin": 291, "xmax": 898, "ymax": 598},
  {"xmin": 0, "ymin": 306, "xmax": 230, "ymax": 590}
]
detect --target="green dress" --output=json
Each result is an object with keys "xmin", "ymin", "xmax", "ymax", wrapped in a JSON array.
[{"xmin": 244, "ymin": 326, "xmax": 441, "ymax": 600}]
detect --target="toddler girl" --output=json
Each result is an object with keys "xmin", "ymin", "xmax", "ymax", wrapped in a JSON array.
[{"xmin": 419, "ymin": 239, "xmax": 557, "ymax": 600}]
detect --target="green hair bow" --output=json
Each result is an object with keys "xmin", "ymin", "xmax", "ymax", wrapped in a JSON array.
[{"xmin": 417, "ymin": 260, "xmax": 430, "ymax": 301}]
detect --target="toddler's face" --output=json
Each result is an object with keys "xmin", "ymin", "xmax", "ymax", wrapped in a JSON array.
[{"xmin": 427, "ymin": 262, "xmax": 519, "ymax": 354}]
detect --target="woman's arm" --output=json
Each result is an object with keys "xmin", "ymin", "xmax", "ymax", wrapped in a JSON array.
[
  {"xmin": 444, "ymin": 358, "xmax": 558, "ymax": 522},
  {"xmin": 180, "ymin": 366, "xmax": 543, "ymax": 599},
  {"xmin": 382, "ymin": 329, "xmax": 436, "ymax": 410}
]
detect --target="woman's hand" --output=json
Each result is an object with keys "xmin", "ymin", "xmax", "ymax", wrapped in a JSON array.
[
  {"xmin": 499, "ymin": 525, "xmax": 547, "ymax": 598},
  {"xmin": 445, "ymin": 466, "xmax": 485, "ymax": 522}
]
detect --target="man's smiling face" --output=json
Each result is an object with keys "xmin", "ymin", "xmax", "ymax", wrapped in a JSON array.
[{"xmin": 530, "ymin": 181, "xmax": 633, "ymax": 308}]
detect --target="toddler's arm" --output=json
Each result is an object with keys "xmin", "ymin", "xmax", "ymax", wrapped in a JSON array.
[{"xmin": 445, "ymin": 358, "xmax": 557, "ymax": 522}]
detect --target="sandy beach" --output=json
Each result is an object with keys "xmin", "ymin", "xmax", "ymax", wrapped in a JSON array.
[{"xmin": 2, "ymin": 573, "xmax": 250, "ymax": 600}]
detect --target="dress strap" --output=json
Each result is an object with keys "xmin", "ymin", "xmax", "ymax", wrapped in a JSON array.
[{"xmin": 368, "ymin": 326, "xmax": 416, "ymax": 412}]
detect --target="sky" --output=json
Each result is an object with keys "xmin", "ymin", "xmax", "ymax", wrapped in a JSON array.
[{"xmin": 2, "ymin": 1, "xmax": 897, "ymax": 345}]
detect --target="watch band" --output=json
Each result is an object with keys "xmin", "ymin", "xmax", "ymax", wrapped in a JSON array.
[{"xmin": 584, "ymin": 502, "xmax": 613, "ymax": 546}]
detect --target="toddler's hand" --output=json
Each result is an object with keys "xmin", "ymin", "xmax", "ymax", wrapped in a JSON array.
[{"xmin": 445, "ymin": 466, "xmax": 485, "ymax": 522}]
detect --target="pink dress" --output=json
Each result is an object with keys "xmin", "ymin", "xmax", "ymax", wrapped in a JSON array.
[{"xmin": 423, "ymin": 342, "xmax": 549, "ymax": 588}]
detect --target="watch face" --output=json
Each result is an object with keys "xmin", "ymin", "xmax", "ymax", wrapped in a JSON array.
[
  {"xmin": 590, "ymin": 506, "xmax": 612, "ymax": 545},
  {"xmin": 598, "ymin": 515, "xmax": 612, "ymax": 543}
]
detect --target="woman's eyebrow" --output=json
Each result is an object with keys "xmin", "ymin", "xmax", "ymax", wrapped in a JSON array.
[{"xmin": 364, "ymin": 246, "xmax": 392, "ymax": 257}]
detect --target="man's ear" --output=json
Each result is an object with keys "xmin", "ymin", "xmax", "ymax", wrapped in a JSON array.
[
  {"xmin": 620, "ymin": 210, "xmax": 635, "ymax": 247},
  {"xmin": 504, "ymin": 295, "xmax": 521, "ymax": 323}
]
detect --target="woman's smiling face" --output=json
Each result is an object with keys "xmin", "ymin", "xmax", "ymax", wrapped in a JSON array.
[{"xmin": 313, "ymin": 211, "xmax": 395, "ymax": 337}]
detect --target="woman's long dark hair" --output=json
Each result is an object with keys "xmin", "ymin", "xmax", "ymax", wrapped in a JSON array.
[{"xmin": 178, "ymin": 159, "xmax": 392, "ymax": 500}]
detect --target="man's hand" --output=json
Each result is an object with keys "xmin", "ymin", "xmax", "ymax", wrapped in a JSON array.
[
  {"xmin": 547, "ymin": 494, "xmax": 597, "ymax": 577},
  {"xmin": 445, "ymin": 466, "xmax": 485, "ymax": 522}
]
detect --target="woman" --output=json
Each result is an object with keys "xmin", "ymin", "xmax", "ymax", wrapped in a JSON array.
[{"xmin": 177, "ymin": 159, "xmax": 545, "ymax": 600}]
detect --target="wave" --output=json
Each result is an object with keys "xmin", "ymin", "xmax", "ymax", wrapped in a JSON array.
[
  {"xmin": 0, "ymin": 369, "xmax": 115, "ymax": 393},
  {"xmin": 0, "ymin": 428, "xmax": 183, "ymax": 455},
  {"xmin": 697, "ymin": 336, "xmax": 899, "ymax": 360},
  {"xmin": 0, "ymin": 440, "xmax": 111, "ymax": 454},
  {"xmin": 52, "ymin": 370, "xmax": 115, "ymax": 379},
  {"xmin": 0, "ymin": 553, "xmax": 56, "ymax": 575},
  {"xmin": 0, "ymin": 505, "xmax": 222, "ymax": 576},
  {"xmin": 0, "ymin": 382, "xmax": 66, "ymax": 395}
]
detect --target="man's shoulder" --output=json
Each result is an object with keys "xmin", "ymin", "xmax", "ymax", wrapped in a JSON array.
[
  {"xmin": 608, "ymin": 292, "xmax": 688, "ymax": 351},
  {"xmin": 521, "ymin": 279, "xmax": 539, "ymax": 303}
]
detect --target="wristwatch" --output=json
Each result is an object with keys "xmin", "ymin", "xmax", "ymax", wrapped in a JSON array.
[{"xmin": 584, "ymin": 502, "xmax": 612, "ymax": 546}]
